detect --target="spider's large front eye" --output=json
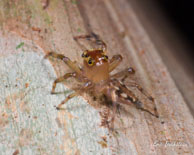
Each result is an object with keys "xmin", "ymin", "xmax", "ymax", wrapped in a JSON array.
[
  {"xmin": 88, "ymin": 58, "xmax": 94, "ymax": 66},
  {"xmin": 104, "ymin": 55, "xmax": 108, "ymax": 60}
]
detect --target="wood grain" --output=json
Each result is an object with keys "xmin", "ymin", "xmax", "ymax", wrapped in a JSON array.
[{"xmin": 0, "ymin": 0, "xmax": 193, "ymax": 154}]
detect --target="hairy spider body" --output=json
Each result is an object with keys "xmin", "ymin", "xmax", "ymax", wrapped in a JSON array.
[{"xmin": 45, "ymin": 33, "xmax": 158, "ymax": 128}]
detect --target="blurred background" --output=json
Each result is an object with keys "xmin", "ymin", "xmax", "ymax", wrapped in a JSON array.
[
  {"xmin": 156, "ymin": 0, "xmax": 194, "ymax": 59},
  {"xmin": 129, "ymin": 0, "xmax": 194, "ymax": 115}
]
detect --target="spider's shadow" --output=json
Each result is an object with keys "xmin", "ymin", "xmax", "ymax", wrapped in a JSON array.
[{"xmin": 50, "ymin": 89, "xmax": 72, "ymax": 95}]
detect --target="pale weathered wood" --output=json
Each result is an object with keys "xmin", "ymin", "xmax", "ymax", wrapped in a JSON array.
[{"xmin": 0, "ymin": 0, "xmax": 193, "ymax": 154}]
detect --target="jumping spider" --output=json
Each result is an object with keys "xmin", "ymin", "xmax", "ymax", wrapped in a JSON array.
[{"xmin": 45, "ymin": 33, "xmax": 159, "ymax": 127}]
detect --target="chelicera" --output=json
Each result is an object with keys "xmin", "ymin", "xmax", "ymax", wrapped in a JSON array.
[{"xmin": 45, "ymin": 33, "xmax": 159, "ymax": 127}]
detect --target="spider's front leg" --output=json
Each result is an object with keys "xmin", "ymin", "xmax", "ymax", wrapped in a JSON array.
[
  {"xmin": 73, "ymin": 32, "xmax": 107, "ymax": 51},
  {"xmin": 109, "ymin": 54, "xmax": 123, "ymax": 73},
  {"xmin": 45, "ymin": 52, "xmax": 82, "ymax": 74},
  {"xmin": 56, "ymin": 81, "xmax": 93, "ymax": 110}
]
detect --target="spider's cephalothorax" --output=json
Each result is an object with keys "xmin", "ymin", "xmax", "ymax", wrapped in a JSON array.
[
  {"xmin": 82, "ymin": 49, "xmax": 109, "ymax": 83},
  {"xmin": 45, "ymin": 33, "xmax": 159, "ymax": 128}
]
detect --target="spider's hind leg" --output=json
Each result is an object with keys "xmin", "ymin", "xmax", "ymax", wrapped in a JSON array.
[
  {"xmin": 111, "ymin": 67, "xmax": 154, "ymax": 103},
  {"xmin": 112, "ymin": 79, "xmax": 159, "ymax": 118},
  {"xmin": 127, "ymin": 82, "xmax": 155, "ymax": 102},
  {"xmin": 133, "ymin": 100, "xmax": 159, "ymax": 118}
]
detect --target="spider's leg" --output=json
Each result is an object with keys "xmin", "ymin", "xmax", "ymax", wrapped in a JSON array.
[
  {"xmin": 90, "ymin": 32, "xmax": 107, "ymax": 51},
  {"xmin": 109, "ymin": 55, "xmax": 123, "ymax": 73},
  {"xmin": 56, "ymin": 92, "xmax": 79, "ymax": 110},
  {"xmin": 110, "ymin": 67, "xmax": 135, "ymax": 80},
  {"xmin": 73, "ymin": 32, "xmax": 107, "ymax": 51},
  {"xmin": 56, "ymin": 81, "xmax": 93, "ymax": 110},
  {"xmin": 45, "ymin": 52, "xmax": 82, "ymax": 74},
  {"xmin": 110, "ymin": 100, "xmax": 117, "ymax": 130},
  {"xmin": 111, "ymin": 67, "xmax": 154, "ymax": 102},
  {"xmin": 111, "ymin": 79, "xmax": 159, "ymax": 118},
  {"xmin": 51, "ymin": 72, "xmax": 77, "ymax": 94},
  {"xmin": 73, "ymin": 35, "xmax": 88, "ymax": 51},
  {"xmin": 127, "ymin": 82, "xmax": 154, "ymax": 102},
  {"xmin": 106, "ymin": 89, "xmax": 118, "ymax": 130}
]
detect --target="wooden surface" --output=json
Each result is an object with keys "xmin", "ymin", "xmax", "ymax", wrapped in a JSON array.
[
  {"xmin": 129, "ymin": 0, "xmax": 194, "ymax": 116},
  {"xmin": 0, "ymin": 0, "xmax": 193, "ymax": 154}
]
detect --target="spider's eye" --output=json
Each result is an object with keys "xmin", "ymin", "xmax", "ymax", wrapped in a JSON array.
[
  {"xmin": 103, "ymin": 55, "xmax": 108, "ymax": 61},
  {"xmin": 88, "ymin": 58, "xmax": 94, "ymax": 66}
]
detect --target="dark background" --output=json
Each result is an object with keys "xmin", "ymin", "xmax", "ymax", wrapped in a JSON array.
[{"xmin": 156, "ymin": 1, "xmax": 194, "ymax": 59}]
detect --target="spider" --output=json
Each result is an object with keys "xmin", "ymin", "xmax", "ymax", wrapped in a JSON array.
[{"xmin": 45, "ymin": 33, "xmax": 159, "ymax": 127}]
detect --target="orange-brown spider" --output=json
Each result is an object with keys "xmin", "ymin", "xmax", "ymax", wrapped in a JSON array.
[{"xmin": 45, "ymin": 33, "xmax": 159, "ymax": 127}]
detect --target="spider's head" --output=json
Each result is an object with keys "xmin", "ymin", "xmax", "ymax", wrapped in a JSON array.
[
  {"xmin": 81, "ymin": 49, "xmax": 109, "ymax": 83},
  {"xmin": 81, "ymin": 49, "xmax": 108, "ymax": 67}
]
